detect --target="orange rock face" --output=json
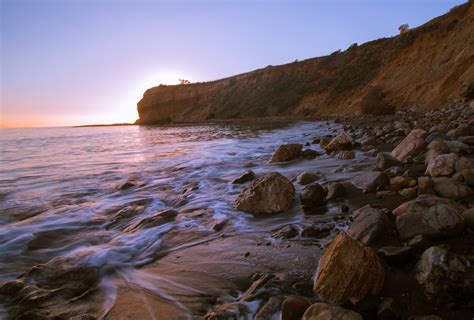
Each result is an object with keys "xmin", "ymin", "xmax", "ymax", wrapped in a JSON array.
[{"xmin": 313, "ymin": 232, "xmax": 385, "ymax": 304}]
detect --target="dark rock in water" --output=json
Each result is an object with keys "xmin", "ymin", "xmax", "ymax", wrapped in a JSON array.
[
  {"xmin": 269, "ymin": 144, "xmax": 303, "ymax": 163},
  {"xmin": 319, "ymin": 137, "xmax": 332, "ymax": 149},
  {"xmin": 375, "ymin": 152, "xmax": 401, "ymax": 170},
  {"xmin": 301, "ymin": 223, "xmax": 334, "ymax": 238},
  {"xmin": 324, "ymin": 134, "xmax": 354, "ymax": 152},
  {"xmin": 313, "ymin": 232, "xmax": 384, "ymax": 304},
  {"xmin": 432, "ymin": 177, "xmax": 473, "ymax": 200},
  {"xmin": 416, "ymin": 246, "xmax": 473, "ymax": 301},
  {"xmin": 332, "ymin": 150, "xmax": 355, "ymax": 159},
  {"xmin": 231, "ymin": 171, "xmax": 256, "ymax": 184},
  {"xmin": 296, "ymin": 172, "xmax": 319, "ymax": 185},
  {"xmin": 352, "ymin": 171, "xmax": 389, "ymax": 193},
  {"xmin": 301, "ymin": 149, "xmax": 320, "ymax": 159},
  {"xmin": 211, "ymin": 219, "xmax": 227, "ymax": 232},
  {"xmin": 235, "ymin": 172, "xmax": 295, "ymax": 214},
  {"xmin": 281, "ymin": 295, "xmax": 311, "ymax": 320},
  {"xmin": 392, "ymin": 194, "xmax": 465, "ymax": 240},
  {"xmin": 272, "ymin": 225, "xmax": 299, "ymax": 239},
  {"xmin": 326, "ymin": 182, "xmax": 345, "ymax": 200},
  {"xmin": 376, "ymin": 297, "xmax": 400, "ymax": 320},
  {"xmin": 348, "ymin": 205, "xmax": 391, "ymax": 245},
  {"xmin": 0, "ymin": 279, "xmax": 23, "ymax": 295},
  {"xmin": 182, "ymin": 182, "xmax": 199, "ymax": 195},
  {"xmin": 302, "ymin": 302, "xmax": 363, "ymax": 320},
  {"xmin": 300, "ymin": 184, "xmax": 327, "ymax": 205},
  {"xmin": 118, "ymin": 181, "xmax": 136, "ymax": 190},
  {"xmin": 125, "ymin": 209, "xmax": 179, "ymax": 232},
  {"xmin": 377, "ymin": 246, "xmax": 413, "ymax": 266}
]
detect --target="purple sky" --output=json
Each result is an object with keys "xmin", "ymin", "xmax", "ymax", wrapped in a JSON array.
[{"xmin": 1, "ymin": 0, "xmax": 466, "ymax": 127}]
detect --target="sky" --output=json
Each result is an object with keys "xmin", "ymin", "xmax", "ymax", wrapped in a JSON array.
[{"xmin": 0, "ymin": 0, "xmax": 467, "ymax": 128}]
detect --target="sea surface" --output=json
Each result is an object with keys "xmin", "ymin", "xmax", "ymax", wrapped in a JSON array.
[{"xmin": 0, "ymin": 122, "xmax": 372, "ymax": 318}]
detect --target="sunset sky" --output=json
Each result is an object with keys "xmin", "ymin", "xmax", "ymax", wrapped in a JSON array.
[{"xmin": 1, "ymin": 0, "xmax": 465, "ymax": 128}]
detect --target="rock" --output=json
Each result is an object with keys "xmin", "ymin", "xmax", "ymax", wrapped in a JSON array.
[
  {"xmin": 377, "ymin": 246, "xmax": 413, "ymax": 266},
  {"xmin": 458, "ymin": 135, "xmax": 474, "ymax": 145},
  {"xmin": 324, "ymin": 134, "xmax": 353, "ymax": 152},
  {"xmin": 326, "ymin": 182, "xmax": 345, "ymax": 200},
  {"xmin": 446, "ymin": 124, "xmax": 473, "ymax": 139},
  {"xmin": 235, "ymin": 173, "xmax": 295, "ymax": 214},
  {"xmin": 281, "ymin": 296, "xmax": 311, "ymax": 320},
  {"xmin": 376, "ymin": 190, "xmax": 398, "ymax": 198},
  {"xmin": 231, "ymin": 171, "xmax": 256, "ymax": 184},
  {"xmin": 300, "ymin": 184, "xmax": 327, "ymax": 205},
  {"xmin": 444, "ymin": 140, "xmax": 471, "ymax": 154},
  {"xmin": 455, "ymin": 156, "xmax": 474, "ymax": 172},
  {"xmin": 352, "ymin": 171, "xmax": 389, "ymax": 192},
  {"xmin": 398, "ymin": 187, "xmax": 418, "ymax": 198},
  {"xmin": 319, "ymin": 137, "xmax": 332, "ymax": 149},
  {"xmin": 389, "ymin": 176, "xmax": 416, "ymax": 191},
  {"xmin": 313, "ymin": 232, "xmax": 385, "ymax": 304},
  {"xmin": 392, "ymin": 194, "xmax": 465, "ymax": 240},
  {"xmin": 348, "ymin": 205, "xmax": 390, "ymax": 245},
  {"xmin": 375, "ymin": 152, "xmax": 401, "ymax": 170},
  {"xmin": 462, "ymin": 207, "xmax": 474, "ymax": 229},
  {"xmin": 408, "ymin": 316, "xmax": 442, "ymax": 320},
  {"xmin": 377, "ymin": 297, "xmax": 400, "ymax": 320},
  {"xmin": 269, "ymin": 144, "xmax": 303, "ymax": 163},
  {"xmin": 432, "ymin": 177, "xmax": 473, "ymax": 200},
  {"xmin": 301, "ymin": 149, "xmax": 320, "ymax": 159},
  {"xmin": 462, "ymin": 169, "xmax": 474, "ymax": 186},
  {"xmin": 301, "ymin": 223, "xmax": 334, "ymax": 238},
  {"xmin": 360, "ymin": 136, "xmax": 377, "ymax": 148},
  {"xmin": 272, "ymin": 225, "xmax": 299, "ymax": 239},
  {"xmin": 211, "ymin": 219, "xmax": 227, "ymax": 231},
  {"xmin": 427, "ymin": 140, "xmax": 450, "ymax": 154},
  {"xmin": 124, "ymin": 209, "xmax": 179, "ymax": 232},
  {"xmin": 391, "ymin": 129, "xmax": 427, "ymax": 161},
  {"xmin": 425, "ymin": 153, "xmax": 459, "ymax": 177},
  {"xmin": 118, "ymin": 181, "xmax": 136, "ymax": 190},
  {"xmin": 332, "ymin": 150, "xmax": 355, "ymax": 159},
  {"xmin": 296, "ymin": 172, "xmax": 319, "ymax": 185},
  {"xmin": 417, "ymin": 176, "xmax": 433, "ymax": 189},
  {"xmin": 302, "ymin": 302, "xmax": 363, "ymax": 320},
  {"xmin": 416, "ymin": 246, "xmax": 473, "ymax": 300}
]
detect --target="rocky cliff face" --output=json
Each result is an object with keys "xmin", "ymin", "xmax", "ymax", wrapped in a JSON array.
[{"xmin": 136, "ymin": 1, "xmax": 474, "ymax": 124}]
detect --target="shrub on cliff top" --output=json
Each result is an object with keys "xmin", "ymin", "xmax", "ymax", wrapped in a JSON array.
[{"xmin": 360, "ymin": 86, "xmax": 395, "ymax": 116}]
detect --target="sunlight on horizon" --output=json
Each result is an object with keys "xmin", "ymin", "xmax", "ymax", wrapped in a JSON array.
[{"xmin": 0, "ymin": 71, "xmax": 194, "ymax": 128}]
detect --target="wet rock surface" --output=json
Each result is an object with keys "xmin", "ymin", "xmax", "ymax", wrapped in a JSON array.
[
  {"xmin": 235, "ymin": 172, "xmax": 295, "ymax": 214},
  {"xmin": 269, "ymin": 143, "xmax": 303, "ymax": 163}
]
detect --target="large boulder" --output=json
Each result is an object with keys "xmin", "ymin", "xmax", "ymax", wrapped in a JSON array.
[
  {"xmin": 425, "ymin": 153, "xmax": 459, "ymax": 177},
  {"xmin": 416, "ymin": 246, "xmax": 473, "ymax": 300},
  {"xmin": 324, "ymin": 134, "xmax": 353, "ymax": 153},
  {"xmin": 235, "ymin": 173, "xmax": 295, "ymax": 214},
  {"xmin": 392, "ymin": 194, "xmax": 465, "ymax": 240},
  {"xmin": 302, "ymin": 303, "xmax": 362, "ymax": 320},
  {"xmin": 313, "ymin": 232, "xmax": 385, "ymax": 304},
  {"xmin": 432, "ymin": 177, "xmax": 473, "ymax": 200},
  {"xmin": 391, "ymin": 129, "xmax": 427, "ymax": 161},
  {"xmin": 269, "ymin": 144, "xmax": 303, "ymax": 163},
  {"xmin": 352, "ymin": 171, "xmax": 389, "ymax": 192},
  {"xmin": 326, "ymin": 182, "xmax": 345, "ymax": 200},
  {"xmin": 348, "ymin": 205, "xmax": 391, "ymax": 245}
]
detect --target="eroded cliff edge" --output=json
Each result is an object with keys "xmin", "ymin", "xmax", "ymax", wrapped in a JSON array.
[{"xmin": 136, "ymin": 1, "xmax": 474, "ymax": 125}]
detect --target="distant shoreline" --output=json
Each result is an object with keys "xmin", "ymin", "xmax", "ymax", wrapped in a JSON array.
[{"xmin": 73, "ymin": 123, "xmax": 135, "ymax": 128}]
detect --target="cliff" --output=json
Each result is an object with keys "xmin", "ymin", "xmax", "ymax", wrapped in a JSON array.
[{"xmin": 136, "ymin": 1, "xmax": 474, "ymax": 124}]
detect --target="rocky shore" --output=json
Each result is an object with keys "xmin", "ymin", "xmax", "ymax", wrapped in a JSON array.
[
  {"xmin": 1, "ymin": 102, "xmax": 473, "ymax": 319},
  {"xmin": 209, "ymin": 101, "xmax": 474, "ymax": 319}
]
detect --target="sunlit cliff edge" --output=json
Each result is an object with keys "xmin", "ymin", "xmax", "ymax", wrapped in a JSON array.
[{"xmin": 136, "ymin": 1, "xmax": 474, "ymax": 125}]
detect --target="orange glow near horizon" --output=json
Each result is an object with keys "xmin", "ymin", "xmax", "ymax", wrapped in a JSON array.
[{"xmin": 0, "ymin": 71, "xmax": 193, "ymax": 128}]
